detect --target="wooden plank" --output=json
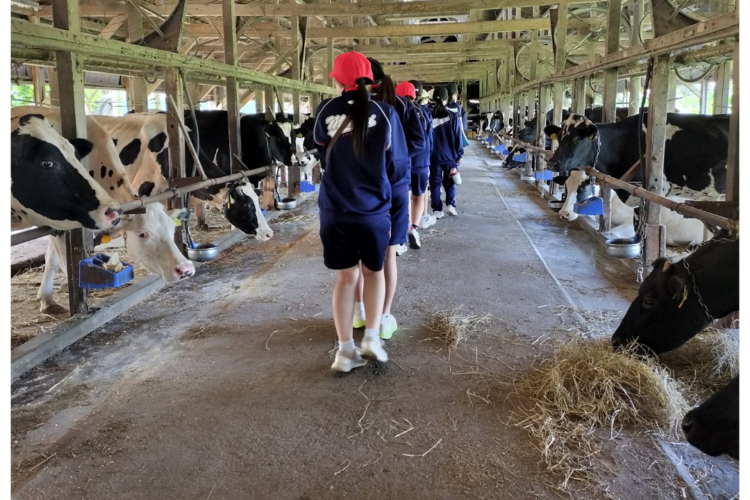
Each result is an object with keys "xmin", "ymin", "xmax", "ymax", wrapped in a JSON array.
[
  {"xmin": 327, "ymin": 38, "xmax": 334, "ymax": 87},
  {"xmin": 713, "ymin": 60, "xmax": 731, "ymax": 114},
  {"xmin": 725, "ymin": 43, "xmax": 738, "ymax": 201},
  {"xmin": 306, "ymin": 19, "xmax": 550, "ymax": 39},
  {"xmin": 100, "ymin": 13, "xmax": 128, "ymax": 40},
  {"xmin": 11, "ymin": 19, "xmax": 336, "ymax": 95},
  {"xmin": 291, "ymin": 15, "xmax": 302, "ymax": 127},
  {"xmin": 528, "ymin": 6, "xmax": 539, "ymax": 81},
  {"xmin": 643, "ymin": 54, "xmax": 670, "ymax": 264},
  {"xmin": 571, "ymin": 78, "xmax": 586, "ymax": 115},
  {"xmin": 127, "ymin": 5, "xmax": 142, "ymax": 43},
  {"xmin": 628, "ymin": 0, "xmax": 643, "ymax": 116},
  {"xmin": 164, "ymin": 67, "xmax": 187, "ymax": 252},
  {"xmin": 223, "ymin": 0, "xmax": 241, "ymax": 174}
]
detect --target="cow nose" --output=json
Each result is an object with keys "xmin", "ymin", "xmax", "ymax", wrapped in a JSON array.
[
  {"xmin": 681, "ymin": 414, "xmax": 694, "ymax": 436},
  {"xmin": 255, "ymin": 227, "xmax": 274, "ymax": 242},
  {"xmin": 175, "ymin": 261, "xmax": 195, "ymax": 280},
  {"xmin": 105, "ymin": 208, "xmax": 121, "ymax": 220}
]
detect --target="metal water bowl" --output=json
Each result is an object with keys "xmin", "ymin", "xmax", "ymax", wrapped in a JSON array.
[
  {"xmin": 605, "ymin": 238, "xmax": 641, "ymax": 259},
  {"xmin": 548, "ymin": 199, "xmax": 565, "ymax": 212},
  {"xmin": 278, "ymin": 197, "xmax": 297, "ymax": 210},
  {"xmin": 187, "ymin": 243, "xmax": 219, "ymax": 262}
]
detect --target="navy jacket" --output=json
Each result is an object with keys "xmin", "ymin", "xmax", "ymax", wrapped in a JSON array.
[
  {"xmin": 373, "ymin": 92, "xmax": 425, "ymax": 195},
  {"xmin": 411, "ymin": 103, "xmax": 433, "ymax": 171},
  {"xmin": 447, "ymin": 101, "xmax": 467, "ymax": 134},
  {"xmin": 430, "ymin": 109, "xmax": 463, "ymax": 166},
  {"xmin": 314, "ymin": 91, "xmax": 407, "ymax": 219}
]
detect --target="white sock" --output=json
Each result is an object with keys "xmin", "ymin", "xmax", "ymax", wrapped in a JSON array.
[
  {"xmin": 364, "ymin": 328, "xmax": 379, "ymax": 340},
  {"xmin": 339, "ymin": 339, "xmax": 356, "ymax": 355},
  {"xmin": 354, "ymin": 301, "xmax": 365, "ymax": 314}
]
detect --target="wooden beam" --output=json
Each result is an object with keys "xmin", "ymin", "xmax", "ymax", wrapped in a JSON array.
[
  {"xmin": 100, "ymin": 13, "xmax": 128, "ymax": 40},
  {"xmin": 713, "ymin": 60, "xmax": 731, "ymax": 114},
  {"xmin": 53, "ymin": 0, "xmax": 90, "ymax": 316},
  {"xmin": 643, "ymin": 54, "xmax": 671, "ymax": 264},
  {"xmin": 602, "ymin": 0, "xmax": 621, "ymax": 124},
  {"xmin": 725, "ymin": 43, "xmax": 738, "ymax": 202},
  {"xmin": 307, "ymin": 19, "xmax": 549, "ymax": 39},
  {"xmin": 12, "ymin": 19, "xmax": 335, "ymax": 94},
  {"xmin": 223, "ymin": 0, "xmax": 241, "ymax": 174},
  {"xmin": 164, "ymin": 69, "xmax": 187, "ymax": 252},
  {"xmin": 551, "ymin": 3, "xmax": 567, "ymax": 131},
  {"xmin": 628, "ymin": 0, "xmax": 643, "ymax": 116},
  {"xmin": 239, "ymin": 89, "xmax": 255, "ymax": 108},
  {"xmin": 37, "ymin": 0, "xmax": 591, "ymax": 19}
]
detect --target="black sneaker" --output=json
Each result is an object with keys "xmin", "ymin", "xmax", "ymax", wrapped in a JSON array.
[{"xmin": 409, "ymin": 229, "xmax": 421, "ymax": 249}]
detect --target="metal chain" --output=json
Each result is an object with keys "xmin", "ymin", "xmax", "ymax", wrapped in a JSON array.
[
  {"xmin": 635, "ymin": 196, "xmax": 647, "ymax": 283},
  {"xmin": 682, "ymin": 259, "xmax": 716, "ymax": 323}
]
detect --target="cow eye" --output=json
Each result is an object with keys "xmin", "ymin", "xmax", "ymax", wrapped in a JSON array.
[
  {"xmin": 138, "ymin": 232, "xmax": 148, "ymax": 239},
  {"xmin": 42, "ymin": 161, "xmax": 55, "ymax": 169},
  {"xmin": 643, "ymin": 297, "xmax": 658, "ymax": 309}
]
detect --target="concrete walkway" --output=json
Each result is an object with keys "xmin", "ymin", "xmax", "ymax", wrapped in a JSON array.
[{"xmin": 11, "ymin": 143, "xmax": 735, "ymax": 500}]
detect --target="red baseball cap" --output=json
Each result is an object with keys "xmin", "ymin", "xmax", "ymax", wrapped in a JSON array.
[
  {"xmin": 396, "ymin": 81, "xmax": 416, "ymax": 99},
  {"xmin": 329, "ymin": 51, "xmax": 374, "ymax": 88}
]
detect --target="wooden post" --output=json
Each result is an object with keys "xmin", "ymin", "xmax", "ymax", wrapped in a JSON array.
[
  {"xmin": 667, "ymin": 69, "xmax": 677, "ymax": 113},
  {"xmin": 725, "ymin": 43, "xmax": 739, "ymax": 202},
  {"xmin": 264, "ymin": 84, "xmax": 275, "ymax": 113},
  {"xmin": 602, "ymin": 0, "xmax": 621, "ymax": 123},
  {"xmin": 536, "ymin": 84, "xmax": 549, "ymax": 147},
  {"xmin": 256, "ymin": 87, "xmax": 265, "ymax": 114},
  {"xmin": 164, "ymin": 67, "xmax": 187, "ymax": 253},
  {"xmin": 53, "ymin": 0, "xmax": 90, "ymax": 315},
  {"xmin": 310, "ymin": 93, "xmax": 321, "ymax": 115},
  {"xmin": 289, "ymin": 16, "xmax": 302, "ymax": 196},
  {"xmin": 643, "ymin": 54, "xmax": 670, "ymax": 264},
  {"xmin": 713, "ymin": 61, "xmax": 731, "ymax": 115},
  {"xmin": 629, "ymin": 0, "xmax": 643, "ymax": 116},
  {"xmin": 327, "ymin": 38, "xmax": 335, "ymax": 88},
  {"xmin": 529, "ymin": 6, "xmax": 539, "ymax": 82},
  {"xmin": 512, "ymin": 92, "xmax": 519, "ymax": 140},
  {"xmin": 552, "ymin": 2, "xmax": 567, "ymax": 139},
  {"xmin": 571, "ymin": 78, "xmax": 586, "ymax": 115},
  {"xmin": 223, "ymin": 0, "xmax": 241, "ymax": 174}
]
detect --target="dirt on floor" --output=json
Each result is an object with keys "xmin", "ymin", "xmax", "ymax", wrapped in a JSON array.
[{"xmin": 10, "ymin": 148, "xmax": 738, "ymax": 500}]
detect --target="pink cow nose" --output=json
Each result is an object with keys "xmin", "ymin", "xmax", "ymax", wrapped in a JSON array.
[
  {"xmin": 256, "ymin": 227, "xmax": 274, "ymax": 242},
  {"xmin": 175, "ymin": 261, "xmax": 195, "ymax": 280},
  {"xmin": 105, "ymin": 207, "xmax": 122, "ymax": 226}
]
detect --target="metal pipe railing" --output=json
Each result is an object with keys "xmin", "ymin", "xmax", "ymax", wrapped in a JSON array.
[
  {"xmin": 11, "ymin": 166, "xmax": 271, "ymax": 247},
  {"xmin": 584, "ymin": 166, "xmax": 734, "ymax": 229}
]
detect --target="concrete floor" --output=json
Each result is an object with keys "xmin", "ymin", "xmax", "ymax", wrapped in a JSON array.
[{"xmin": 11, "ymin": 144, "xmax": 737, "ymax": 500}]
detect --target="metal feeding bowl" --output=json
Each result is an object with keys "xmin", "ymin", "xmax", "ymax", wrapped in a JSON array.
[
  {"xmin": 278, "ymin": 197, "xmax": 297, "ymax": 210},
  {"xmin": 548, "ymin": 199, "xmax": 565, "ymax": 212},
  {"xmin": 187, "ymin": 243, "xmax": 219, "ymax": 262},
  {"xmin": 605, "ymin": 238, "xmax": 641, "ymax": 259}
]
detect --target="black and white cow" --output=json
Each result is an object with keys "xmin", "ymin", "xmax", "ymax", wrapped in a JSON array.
[
  {"xmin": 682, "ymin": 376, "xmax": 739, "ymax": 459},
  {"xmin": 95, "ymin": 112, "xmax": 273, "ymax": 241},
  {"xmin": 11, "ymin": 115, "xmax": 122, "ymax": 232},
  {"xmin": 611, "ymin": 231, "xmax": 738, "ymax": 354},
  {"xmin": 11, "ymin": 107, "xmax": 195, "ymax": 314}
]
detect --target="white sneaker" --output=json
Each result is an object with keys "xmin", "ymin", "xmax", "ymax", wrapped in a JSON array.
[
  {"xmin": 353, "ymin": 307, "xmax": 366, "ymax": 329},
  {"xmin": 396, "ymin": 243, "xmax": 408, "ymax": 256},
  {"xmin": 408, "ymin": 228, "xmax": 421, "ymax": 249},
  {"xmin": 445, "ymin": 205, "xmax": 457, "ymax": 216},
  {"xmin": 380, "ymin": 314, "xmax": 398, "ymax": 340},
  {"xmin": 331, "ymin": 347, "xmax": 368, "ymax": 372},
  {"xmin": 361, "ymin": 336, "xmax": 389, "ymax": 362},
  {"xmin": 419, "ymin": 214, "xmax": 437, "ymax": 229},
  {"xmin": 433, "ymin": 211, "xmax": 445, "ymax": 219}
]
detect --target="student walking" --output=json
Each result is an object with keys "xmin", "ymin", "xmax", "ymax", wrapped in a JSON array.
[
  {"xmin": 429, "ymin": 87, "xmax": 463, "ymax": 218},
  {"xmin": 313, "ymin": 51, "xmax": 408, "ymax": 372}
]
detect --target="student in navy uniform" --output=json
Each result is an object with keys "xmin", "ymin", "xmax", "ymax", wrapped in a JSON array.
[
  {"xmin": 410, "ymin": 81, "xmax": 435, "ymax": 225},
  {"xmin": 396, "ymin": 81, "xmax": 434, "ymax": 250},
  {"xmin": 351, "ymin": 58, "xmax": 425, "ymax": 342},
  {"xmin": 446, "ymin": 82, "xmax": 468, "ymax": 138},
  {"xmin": 313, "ymin": 50, "xmax": 408, "ymax": 372},
  {"xmin": 429, "ymin": 86, "xmax": 463, "ymax": 218}
]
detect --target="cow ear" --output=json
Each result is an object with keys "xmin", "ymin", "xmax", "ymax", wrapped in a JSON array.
[
  {"xmin": 578, "ymin": 123, "xmax": 598, "ymax": 140},
  {"xmin": 667, "ymin": 274, "xmax": 688, "ymax": 304},
  {"xmin": 544, "ymin": 125, "xmax": 561, "ymax": 140},
  {"xmin": 70, "ymin": 138, "xmax": 94, "ymax": 160}
]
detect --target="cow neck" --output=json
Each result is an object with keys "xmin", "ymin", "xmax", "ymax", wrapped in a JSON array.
[{"xmin": 679, "ymin": 236, "xmax": 739, "ymax": 322}]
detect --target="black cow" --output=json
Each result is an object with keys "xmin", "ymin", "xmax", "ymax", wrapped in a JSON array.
[
  {"xmin": 611, "ymin": 231, "xmax": 738, "ymax": 354},
  {"xmin": 544, "ymin": 113, "xmax": 729, "ymax": 204},
  {"xmin": 682, "ymin": 376, "xmax": 739, "ymax": 459}
]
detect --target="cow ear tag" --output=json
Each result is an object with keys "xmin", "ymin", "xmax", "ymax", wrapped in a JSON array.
[
  {"xmin": 296, "ymin": 133, "xmax": 303, "ymax": 138},
  {"xmin": 172, "ymin": 218, "xmax": 182, "ymax": 226},
  {"xmin": 589, "ymin": 133, "xmax": 598, "ymax": 140},
  {"xmin": 100, "ymin": 235, "xmax": 112, "ymax": 244},
  {"xmin": 549, "ymin": 133, "xmax": 558, "ymax": 140},
  {"xmin": 678, "ymin": 286, "xmax": 688, "ymax": 308}
]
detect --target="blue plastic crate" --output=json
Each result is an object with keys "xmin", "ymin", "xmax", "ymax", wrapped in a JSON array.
[
  {"xmin": 513, "ymin": 152, "xmax": 529, "ymax": 162},
  {"xmin": 573, "ymin": 197, "xmax": 604, "ymax": 216},
  {"xmin": 261, "ymin": 209, "xmax": 268, "ymax": 217},
  {"xmin": 535, "ymin": 170, "xmax": 554, "ymax": 181},
  {"xmin": 300, "ymin": 181, "xmax": 316, "ymax": 192},
  {"xmin": 79, "ymin": 253, "xmax": 134, "ymax": 289}
]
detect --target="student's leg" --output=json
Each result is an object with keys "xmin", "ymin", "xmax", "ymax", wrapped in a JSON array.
[
  {"xmin": 332, "ymin": 265, "xmax": 360, "ymax": 344},
  {"xmin": 382, "ymin": 245, "xmax": 397, "ymax": 316},
  {"xmin": 353, "ymin": 263, "xmax": 365, "ymax": 328},
  {"xmin": 429, "ymin": 164, "xmax": 444, "ymax": 213},
  {"xmin": 443, "ymin": 164, "xmax": 457, "ymax": 208}
]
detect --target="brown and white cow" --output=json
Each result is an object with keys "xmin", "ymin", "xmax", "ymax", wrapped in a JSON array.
[{"xmin": 11, "ymin": 107, "xmax": 195, "ymax": 314}]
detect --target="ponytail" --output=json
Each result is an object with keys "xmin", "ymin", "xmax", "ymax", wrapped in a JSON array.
[
  {"xmin": 433, "ymin": 97, "xmax": 448, "ymax": 119},
  {"xmin": 375, "ymin": 75, "xmax": 397, "ymax": 107},
  {"xmin": 351, "ymin": 78, "xmax": 370, "ymax": 158}
]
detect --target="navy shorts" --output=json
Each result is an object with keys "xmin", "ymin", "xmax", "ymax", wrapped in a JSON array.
[
  {"xmin": 388, "ymin": 190, "xmax": 410, "ymax": 246},
  {"xmin": 410, "ymin": 169, "xmax": 429, "ymax": 196},
  {"xmin": 320, "ymin": 211, "xmax": 391, "ymax": 272}
]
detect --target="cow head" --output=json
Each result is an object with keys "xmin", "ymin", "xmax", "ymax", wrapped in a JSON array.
[
  {"xmin": 11, "ymin": 115, "xmax": 122, "ymax": 231},
  {"xmin": 545, "ymin": 116, "xmax": 600, "ymax": 177},
  {"xmin": 265, "ymin": 121, "xmax": 294, "ymax": 166},
  {"xmin": 682, "ymin": 376, "xmax": 739, "ymax": 459},
  {"xmin": 222, "ymin": 180, "xmax": 273, "ymax": 241},
  {"xmin": 518, "ymin": 120, "xmax": 537, "ymax": 143},
  {"xmin": 611, "ymin": 258, "xmax": 712, "ymax": 354}
]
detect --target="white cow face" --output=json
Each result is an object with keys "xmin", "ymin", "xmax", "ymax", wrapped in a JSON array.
[
  {"xmin": 115, "ymin": 204, "xmax": 195, "ymax": 282},
  {"xmin": 223, "ymin": 180, "xmax": 273, "ymax": 241}
]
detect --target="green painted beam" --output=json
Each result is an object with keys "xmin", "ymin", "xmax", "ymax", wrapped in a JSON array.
[{"xmin": 11, "ymin": 18, "xmax": 336, "ymax": 95}]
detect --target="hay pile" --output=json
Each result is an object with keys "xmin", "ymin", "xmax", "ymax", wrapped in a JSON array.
[
  {"xmin": 424, "ymin": 307, "xmax": 491, "ymax": 352},
  {"xmin": 512, "ymin": 339, "xmax": 688, "ymax": 488},
  {"xmin": 659, "ymin": 328, "xmax": 739, "ymax": 400}
]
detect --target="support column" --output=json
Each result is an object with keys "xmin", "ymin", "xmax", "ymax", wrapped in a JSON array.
[
  {"xmin": 289, "ymin": 17, "xmax": 303, "ymax": 195},
  {"xmin": 725, "ymin": 43, "xmax": 739, "ymax": 201},
  {"xmin": 529, "ymin": 6, "xmax": 539, "ymax": 82},
  {"xmin": 164, "ymin": 67, "xmax": 187, "ymax": 253},
  {"xmin": 552, "ymin": 2, "xmax": 568, "ymax": 136},
  {"xmin": 327, "ymin": 38, "xmax": 335, "ymax": 88},
  {"xmin": 667, "ymin": 69, "xmax": 677, "ymax": 113},
  {"xmin": 223, "ymin": 0, "xmax": 241, "ymax": 174},
  {"xmin": 602, "ymin": 0, "xmax": 621, "ymax": 123},
  {"xmin": 629, "ymin": 0, "xmax": 643, "ymax": 116},
  {"xmin": 713, "ymin": 61, "xmax": 731, "ymax": 115},
  {"xmin": 643, "ymin": 54, "xmax": 670, "ymax": 265},
  {"xmin": 53, "ymin": 0, "xmax": 90, "ymax": 315},
  {"xmin": 571, "ymin": 78, "xmax": 586, "ymax": 115}
]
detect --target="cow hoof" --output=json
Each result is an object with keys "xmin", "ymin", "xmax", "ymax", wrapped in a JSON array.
[{"xmin": 40, "ymin": 303, "xmax": 68, "ymax": 315}]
